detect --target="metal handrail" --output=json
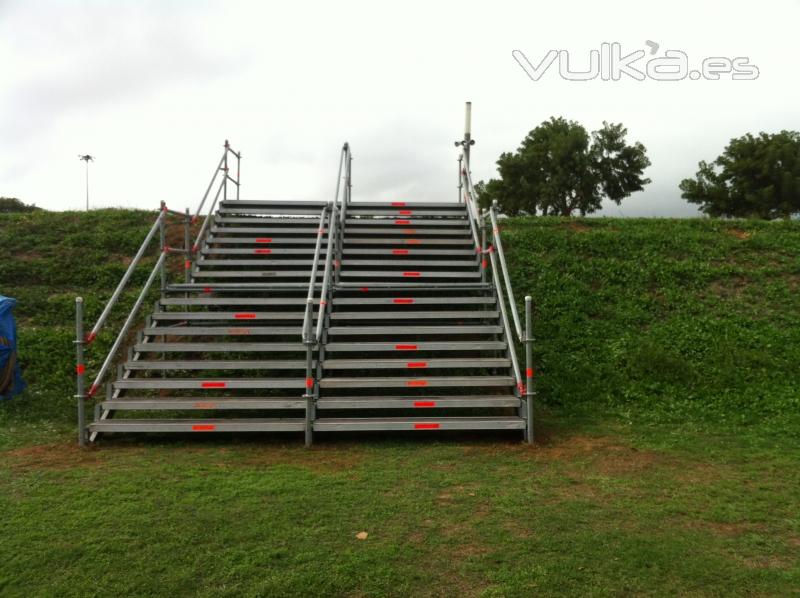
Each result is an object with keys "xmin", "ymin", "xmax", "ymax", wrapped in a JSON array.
[
  {"xmin": 85, "ymin": 207, "xmax": 167, "ymax": 343},
  {"xmin": 488, "ymin": 202, "xmax": 522, "ymax": 340},
  {"xmin": 315, "ymin": 204, "xmax": 338, "ymax": 342},
  {"xmin": 86, "ymin": 251, "xmax": 167, "ymax": 398},
  {"xmin": 302, "ymin": 207, "xmax": 330, "ymax": 343},
  {"xmin": 487, "ymin": 238, "xmax": 523, "ymax": 388},
  {"xmin": 458, "ymin": 159, "xmax": 482, "ymax": 252},
  {"xmin": 191, "ymin": 141, "xmax": 241, "ymax": 254}
]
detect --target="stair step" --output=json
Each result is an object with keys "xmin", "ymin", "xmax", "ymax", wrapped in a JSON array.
[
  {"xmin": 325, "ymin": 341, "xmax": 506, "ymax": 351},
  {"xmin": 134, "ymin": 342, "xmax": 305, "ymax": 352},
  {"xmin": 125, "ymin": 360, "xmax": 306, "ymax": 370},
  {"xmin": 114, "ymin": 378, "xmax": 308, "ymax": 390},
  {"xmin": 197, "ymin": 259, "xmax": 316, "ymax": 267},
  {"xmin": 208, "ymin": 236, "xmax": 327, "ymax": 245},
  {"xmin": 345, "ymin": 218, "xmax": 469, "ymax": 226},
  {"xmin": 102, "ymin": 397, "xmax": 306, "ymax": 410},
  {"xmin": 332, "ymin": 297, "xmax": 494, "ymax": 306},
  {"xmin": 339, "ymin": 271, "xmax": 482, "ymax": 279},
  {"xmin": 203, "ymin": 248, "xmax": 330, "ymax": 255},
  {"xmin": 322, "ymin": 358, "xmax": 510, "ymax": 369},
  {"xmin": 330, "ymin": 310, "xmax": 498, "ymax": 320},
  {"xmin": 342, "ymin": 259, "xmax": 477, "ymax": 268},
  {"xmin": 327, "ymin": 325, "xmax": 503, "ymax": 336},
  {"xmin": 160, "ymin": 298, "xmax": 316, "ymax": 306},
  {"xmin": 90, "ymin": 418, "xmax": 306, "ymax": 433},
  {"xmin": 345, "ymin": 238, "xmax": 474, "ymax": 246},
  {"xmin": 341, "ymin": 227, "xmax": 469, "ymax": 235},
  {"xmin": 152, "ymin": 312, "xmax": 311, "ymax": 321},
  {"xmin": 343, "ymin": 248, "xmax": 476, "ymax": 256},
  {"xmin": 215, "ymin": 217, "xmax": 328, "ymax": 225},
  {"xmin": 319, "ymin": 376, "xmax": 515, "ymax": 389},
  {"xmin": 211, "ymin": 226, "xmax": 330, "ymax": 235},
  {"xmin": 346, "ymin": 211, "xmax": 467, "ymax": 218},
  {"xmin": 220, "ymin": 200, "xmax": 327, "ymax": 208},
  {"xmin": 192, "ymin": 270, "xmax": 322, "ymax": 279},
  {"xmin": 316, "ymin": 395, "xmax": 520, "ymax": 409},
  {"xmin": 346, "ymin": 201, "xmax": 464, "ymax": 209},
  {"xmin": 143, "ymin": 327, "xmax": 302, "ymax": 337},
  {"xmin": 313, "ymin": 416, "xmax": 525, "ymax": 431}
]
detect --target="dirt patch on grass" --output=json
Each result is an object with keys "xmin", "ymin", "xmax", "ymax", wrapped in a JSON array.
[
  {"xmin": 726, "ymin": 228, "xmax": 752, "ymax": 240},
  {"xmin": 563, "ymin": 221, "xmax": 592, "ymax": 233},
  {"xmin": 709, "ymin": 275, "xmax": 751, "ymax": 299},
  {"xmin": 3, "ymin": 442, "xmax": 131, "ymax": 471}
]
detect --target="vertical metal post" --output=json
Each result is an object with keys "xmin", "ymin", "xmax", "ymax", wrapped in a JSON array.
[
  {"xmin": 457, "ymin": 155, "xmax": 463, "ymax": 204},
  {"xmin": 236, "ymin": 151, "xmax": 241, "ymax": 200},
  {"xmin": 463, "ymin": 101, "xmax": 472, "ymax": 166},
  {"xmin": 223, "ymin": 140, "xmax": 229, "ymax": 202},
  {"xmin": 75, "ymin": 297, "xmax": 86, "ymax": 446},
  {"xmin": 184, "ymin": 207, "xmax": 191, "ymax": 284},
  {"xmin": 303, "ymin": 300, "xmax": 314, "ymax": 447},
  {"xmin": 480, "ymin": 210, "xmax": 487, "ymax": 284},
  {"xmin": 159, "ymin": 201, "xmax": 166, "ymax": 292},
  {"xmin": 524, "ymin": 296, "xmax": 534, "ymax": 444}
]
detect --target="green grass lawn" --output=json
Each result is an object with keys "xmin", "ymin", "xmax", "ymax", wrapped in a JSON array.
[{"xmin": 1, "ymin": 210, "xmax": 799, "ymax": 596}]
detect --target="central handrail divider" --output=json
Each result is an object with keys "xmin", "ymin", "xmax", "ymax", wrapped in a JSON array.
[
  {"xmin": 74, "ymin": 140, "xmax": 241, "ymax": 446},
  {"xmin": 300, "ymin": 142, "xmax": 347, "ymax": 445}
]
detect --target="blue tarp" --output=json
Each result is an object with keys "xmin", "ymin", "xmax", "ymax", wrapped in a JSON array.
[{"xmin": 0, "ymin": 295, "xmax": 26, "ymax": 400}]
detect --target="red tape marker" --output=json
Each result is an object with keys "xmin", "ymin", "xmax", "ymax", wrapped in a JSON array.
[
  {"xmin": 395, "ymin": 344, "xmax": 417, "ymax": 350},
  {"xmin": 185, "ymin": 260, "xmax": 191, "ymax": 269},
  {"xmin": 75, "ymin": 364, "xmax": 85, "ymax": 374},
  {"xmin": 407, "ymin": 379, "xmax": 428, "ymax": 387},
  {"xmin": 393, "ymin": 298, "xmax": 414, "ymax": 304},
  {"xmin": 234, "ymin": 313, "xmax": 256, "ymax": 319},
  {"xmin": 85, "ymin": 331, "xmax": 97, "ymax": 344},
  {"xmin": 360, "ymin": 287, "xmax": 369, "ymax": 292},
  {"xmin": 526, "ymin": 367, "xmax": 534, "ymax": 378},
  {"xmin": 398, "ymin": 210, "xmax": 412, "ymax": 215},
  {"xmin": 517, "ymin": 382, "xmax": 526, "ymax": 394},
  {"xmin": 254, "ymin": 248, "xmax": 272, "ymax": 254},
  {"xmin": 306, "ymin": 377, "xmax": 314, "ymax": 389},
  {"xmin": 86, "ymin": 383, "xmax": 99, "ymax": 398},
  {"xmin": 192, "ymin": 424, "xmax": 216, "ymax": 431},
  {"xmin": 403, "ymin": 272, "xmax": 421, "ymax": 277},
  {"xmin": 407, "ymin": 362, "xmax": 427, "ymax": 368},
  {"xmin": 414, "ymin": 401, "xmax": 436, "ymax": 408},
  {"xmin": 414, "ymin": 423, "xmax": 440, "ymax": 429},
  {"xmin": 481, "ymin": 259, "xmax": 488, "ymax": 269},
  {"xmin": 193, "ymin": 402, "xmax": 217, "ymax": 409},
  {"xmin": 227, "ymin": 328, "xmax": 251, "ymax": 335},
  {"xmin": 256, "ymin": 238, "xmax": 272, "ymax": 243},
  {"xmin": 406, "ymin": 239, "xmax": 421, "ymax": 245},
  {"xmin": 395, "ymin": 220, "xmax": 410, "ymax": 225},
  {"xmin": 203, "ymin": 287, "xmax": 213, "ymax": 293},
  {"xmin": 391, "ymin": 202, "xmax": 406, "ymax": 206},
  {"xmin": 201, "ymin": 381, "xmax": 226, "ymax": 388},
  {"xmin": 392, "ymin": 249, "xmax": 409, "ymax": 255},
  {"xmin": 402, "ymin": 229, "xmax": 416, "ymax": 234}
]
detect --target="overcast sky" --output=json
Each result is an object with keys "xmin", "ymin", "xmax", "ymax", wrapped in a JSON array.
[{"xmin": 1, "ymin": 0, "xmax": 798, "ymax": 216}]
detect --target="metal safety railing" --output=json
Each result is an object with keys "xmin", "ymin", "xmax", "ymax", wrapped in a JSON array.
[
  {"xmin": 74, "ymin": 141, "xmax": 241, "ymax": 445},
  {"xmin": 191, "ymin": 140, "xmax": 241, "ymax": 256},
  {"xmin": 458, "ymin": 135, "xmax": 535, "ymax": 443},
  {"xmin": 299, "ymin": 142, "xmax": 348, "ymax": 445}
]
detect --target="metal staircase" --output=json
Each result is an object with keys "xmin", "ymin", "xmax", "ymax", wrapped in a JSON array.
[{"xmin": 74, "ymin": 109, "xmax": 535, "ymax": 446}]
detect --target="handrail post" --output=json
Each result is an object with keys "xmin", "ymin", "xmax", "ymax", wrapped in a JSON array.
[
  {"xmin": 457, "ymin": 155, "xmax": 463, "ymax": 203},
  {"xmin": 480, "ymin": 209, "xmax": 487, "ymax": 283},
  {"xmin": 303, "ymin": 299, "xmax": 314, "ymax": 447},
  {"xmin": 74, "ymin": 297, "xmax": 86, "ymax": 446},
  {"xmin": 159, "ymin": 201, "xmax": 166, "ymax": 292},
  {"xmin": 184, "ymin": 207, "xmax": 191, "ymax": 283},
  {"xmin": 490, "ymin": 201, "xmax": 523, "ymax": 339},
  {"xmin": 236, "ymin": 150, "xmax": 241, "ymax": 200},
  {"xmin": 223, "ymin": 140, "xmax": 229, "ymax": 202},
  {"xmin": 524, "ymin": 296, "xmax": 534, "ymax": 444}
]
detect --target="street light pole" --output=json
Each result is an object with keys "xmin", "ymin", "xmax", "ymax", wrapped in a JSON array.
[{"xmin": 78, "ymin": 154, "xmax": 94, "ymax": 211}]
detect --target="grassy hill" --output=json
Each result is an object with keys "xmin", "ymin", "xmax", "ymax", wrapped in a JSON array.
[{"xmin": 1, "ymin": 209, "xmax": 798, "ymax": 595}]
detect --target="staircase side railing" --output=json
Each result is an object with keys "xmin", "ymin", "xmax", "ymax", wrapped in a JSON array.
[
  {"xmin": 75, "ymin": 140, "xmax": 240, "ymax": 446},
  {"xmin": 191, "ymin": 140, "xmax": 241, "ymax": 257},
  {"xmin": 459, "ymin": 149, "xmax": 535, "ymax": 443}
]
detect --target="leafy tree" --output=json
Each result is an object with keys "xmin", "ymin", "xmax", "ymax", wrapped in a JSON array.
[
  {"xmin": 477, "ymin": 117, "xmax": 651, "ymax": 216},
  {"xmin": 0, "ymin": 197, "xmax": 41, "ymax": 213},
  {"xmin": 680, "ymin": 131, "xmax": 800, "ymax": 219}
]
